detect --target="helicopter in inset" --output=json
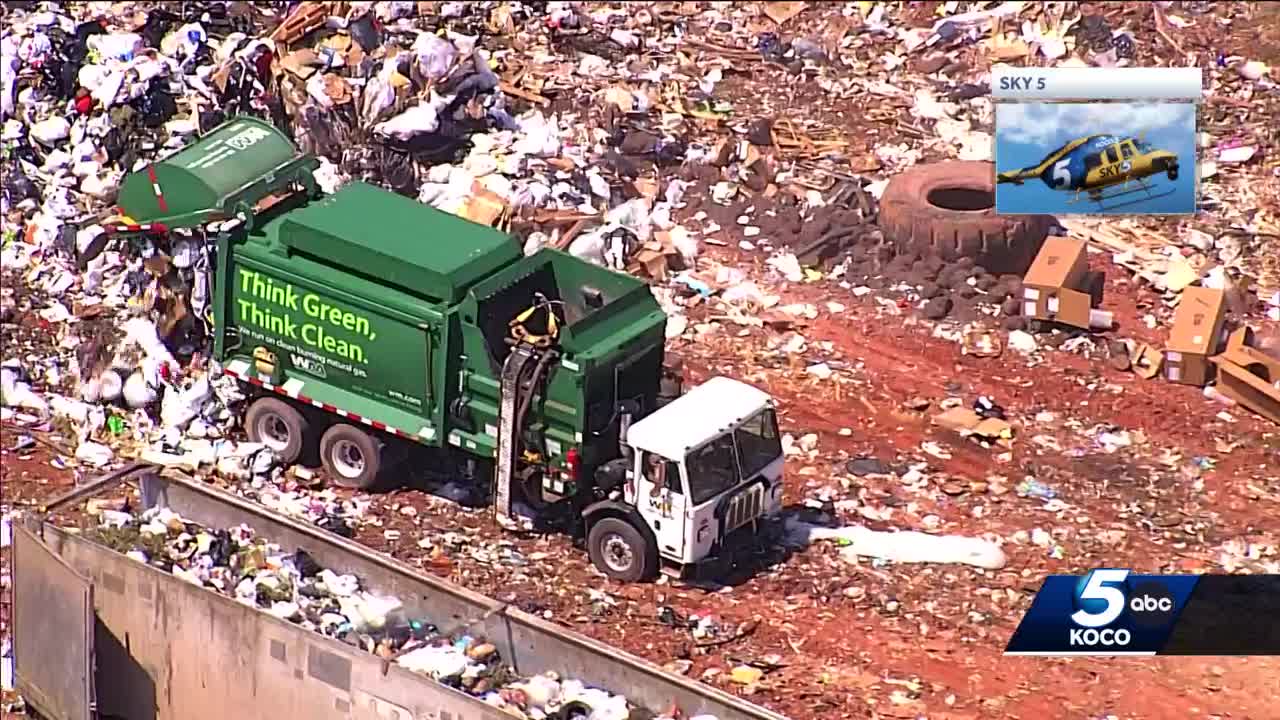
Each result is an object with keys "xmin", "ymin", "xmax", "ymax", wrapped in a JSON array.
[{"xmin": 997, "ymin": 133, "xmax": 1180, "ymax": 210}]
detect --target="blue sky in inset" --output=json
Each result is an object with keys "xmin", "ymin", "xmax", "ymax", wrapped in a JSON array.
[{"xmin": 995, "ymin": 102, "xmax": 1196, "ymax": 215}]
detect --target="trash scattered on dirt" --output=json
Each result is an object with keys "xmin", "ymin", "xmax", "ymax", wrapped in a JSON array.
[{"xmin": 3, "ymin": 1, "xmax": 1280, "ymax": 717}]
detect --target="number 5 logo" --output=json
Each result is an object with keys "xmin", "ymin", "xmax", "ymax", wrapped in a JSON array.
[
  {"xmin": 1052, "ymin": 159, "xmax": 1072, "ymax": 189},
  {"xmin": 1071, "ymin": 569, "xmax": 1130, "ymax": 628}
]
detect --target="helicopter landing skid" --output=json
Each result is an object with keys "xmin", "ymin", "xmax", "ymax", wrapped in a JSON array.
[{"xmin": 1068, "ymin": 177, "xmax": 1171, "ymax": 211}]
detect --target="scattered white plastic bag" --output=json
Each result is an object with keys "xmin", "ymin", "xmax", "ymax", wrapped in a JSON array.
[
  {"xmin": 412, "ymin": 32, "xmax": 458, "ymax": 81},
  {"xmin": 0, "ymin": 366, "xmax": 48, "ymax": 414},
  {"xmin": 360, "ymin": 59, "xmax": 400, "ymax": 125},
  {"xmin": 767, "ymin": 253, "xmax": 804, "ymax": 282},
  {"xmin": 512, "ymin": 112, "xmax": 562, "ymax": 157},
  {"xmin": 374, "ymin": 92, "xmax": 451, "ymax": 140},
  {"xmin": 668, "ymin": 225, "xmax": 699, "ymax": 267},
  {"xmin": 787, "ymin": 518, "xmax": 1007, "ymax": 569},
  {"xmin": 338, "ymin": 593, "xmax": 403, "ymax": 631},
  {"xmin": 88, "ymin": 33, "xmax": 143, "ymax": 62},
  {"xmin": 160, "ymin": 376, "xmax": 212, "ymax": 430},
  {"xmin": 122, "ymin": 317, "xmax": 178, "ymax": 370},
  {"xmin": 75, "ymin": 440, "xmax": 115, "ymax": 468},
  {"xmin": 123, "ymin": 370, "xmax": 158, "ymax": 408},
  {"xmin": 397, "ymin": 645, "xmax": 470, "ymax": 681},
  {"xmin": 29, "ymin": 115, "xmax": 70, "ymax": 144},
  {"xmin": 568, "ymin": 228, "xmax": 608, "ymax": 267}
]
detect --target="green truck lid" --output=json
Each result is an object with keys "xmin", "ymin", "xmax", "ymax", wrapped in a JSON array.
[
  {"xmin": 275, "ymin": 182, "xmax": 522, "ymax": 304},
  {"xmin": 116, "ymin": 116, "xmax": 318, "ymax": 229}
]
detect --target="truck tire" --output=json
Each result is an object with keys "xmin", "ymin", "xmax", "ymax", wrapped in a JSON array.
[
  {"xmin": 245, "ymin": 397, "xmax": 311, "ymax": 466},
  {"xmin": 879, "ymin": 161, "xmax": 1053, "ymax": 275},
  {"xmin": 587, "ymin": 517, "xmax": 656, "ymax": 582},
  {"xmin": 320, "ymin": 424, "xmax": 383, "ymax": 490}
]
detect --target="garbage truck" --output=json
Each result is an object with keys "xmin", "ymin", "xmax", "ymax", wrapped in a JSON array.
[
  {"xmin": 11, "ymin": 468, "xmax": 793, "ymax": 720},
  {"xmin": 112, "ymin": 116, "xmax": 785, "ymax": 581}
]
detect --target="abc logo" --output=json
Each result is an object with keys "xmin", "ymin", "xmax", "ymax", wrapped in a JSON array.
[
  {"xmin": 1130, "ymin": 592, "xmax": 1172, "ymax": 613},
  {"xmin": 1127, "ymin": 581, "xmax": 1176, "ymax": 627},
  {"xmin": 1069, "ymin": 570, "xmax": 1176, "ymax": 646}
]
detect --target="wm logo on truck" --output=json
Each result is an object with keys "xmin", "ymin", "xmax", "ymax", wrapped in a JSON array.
[{"xmin": 290, "ymin": 354, "xmax": 327, "ymax": 378}]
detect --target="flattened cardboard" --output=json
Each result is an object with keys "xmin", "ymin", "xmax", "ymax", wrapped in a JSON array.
[
  {"xmin": 1056, "ymin": 287, "xmax": 1093, "ymax": 330},
  {"xmin": 933, "ymin": 407, "xmax": 982, "ymax": 432},
  {"xmin": 458, "ymin": 183, "xmax": 510, "ymax": 227},
  {"xmin": 932, "ymin": 407, "xmax": 1013, "ymax": 440},
  {"xmin": 1131, "ymin": 343, "xmax": 1163, "ymax": 379},
  {"xmin": 279, "ymin": 49, "xmax": 321, "ymax": 79},
  {"xmin": 1209, "ymin": 327, "xmax": 1280, "ymax": 425},
  {"xmin": 1164, "ymin": 286, "xmax": 1228, "ymax": 386}
]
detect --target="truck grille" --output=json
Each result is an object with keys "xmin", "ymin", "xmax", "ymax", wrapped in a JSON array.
[{"xmin": 724, "ymin": 484, "xmax": 766, "ymax": 531}]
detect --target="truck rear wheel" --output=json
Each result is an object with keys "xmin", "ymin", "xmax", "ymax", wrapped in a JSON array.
[
  {"xmin": 320, "ymin": 424, "xmax": 383, "ymax": 490},
  {"xmin": 587, "ymin": 518, "xmax": 656, "ymax": 582},
  {"xmin": 245, "ymin": 397, "xmax": 311, "ymax": 466}
]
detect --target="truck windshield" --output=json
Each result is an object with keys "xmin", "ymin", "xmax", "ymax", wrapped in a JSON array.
[{"xmin": 685, "ymin": 408, "xmax": 782, "ymax": 505}]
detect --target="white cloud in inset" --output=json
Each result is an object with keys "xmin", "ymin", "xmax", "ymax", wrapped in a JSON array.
[{"xmin": 996, "ymin": 102, "xmax": 1194, "ymax": 147}]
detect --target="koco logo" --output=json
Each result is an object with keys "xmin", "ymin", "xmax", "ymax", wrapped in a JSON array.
[{"xmin": 1068, "ymin": 569, "xmax": 1176, "ymax": 647}]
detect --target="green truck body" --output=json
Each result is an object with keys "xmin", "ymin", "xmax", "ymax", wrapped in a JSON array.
[
  {"xmin": 116, "ymin": 117, "xmax": 783, "ymax": 582},
  {"xmin": 213, "ymin": 182, "xmax": 669, "ymax": 484},
  {"xmin": 116, "ymin": 116, "xmax": 319, "ymax": 228}
]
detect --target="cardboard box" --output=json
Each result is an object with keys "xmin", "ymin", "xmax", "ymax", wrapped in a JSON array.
[
  {"xmin": 458, "ymin": 182, "xmax": 511, "ymax": 228},
  {"xmin": 1021, "ymin": 237, "xmax": 1094, "ymax": 329},
  {"xmin": 1164, "ymin": 286, "xmax": 1228, "ymax": 386},
  {"xmin": 1209, "ymin": 327, "xmax": 1280, "ymax": 425}
]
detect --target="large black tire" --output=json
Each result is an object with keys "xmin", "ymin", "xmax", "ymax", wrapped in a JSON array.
[
  {"xmin": 245, "ymin": 397, "xmax": 310, "ymax": 466},
  {"xmin": 879, "ymin": 161, "xmax": 1053, "ymax": 275},
  {"xmin": 587, "ymin": 517, "xmax": 657, "ymax": 582},
  {"xmin": 320, "ymin": 424, "xmax": 383, "ymax": 490}
]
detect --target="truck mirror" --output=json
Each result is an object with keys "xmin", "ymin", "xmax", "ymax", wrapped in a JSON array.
[{"xmin": 616, "ymin": 399, "xmax": 641, "ymax": 415}]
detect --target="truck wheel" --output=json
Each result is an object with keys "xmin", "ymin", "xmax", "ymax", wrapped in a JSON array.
[
  {"xmin": 587, "ymin": 518, "xmax": 656, "ymax": 582},
  {"xmin": 245, "ymin": 397, "xmax": 310, "ymax": 466},
  {"xmin": 516, "ymin": 467, "xmax": 551, "ymax": 511},
  {"xmin": 320, "ymin": 424, "xmax": 383, "ymax": 490}
]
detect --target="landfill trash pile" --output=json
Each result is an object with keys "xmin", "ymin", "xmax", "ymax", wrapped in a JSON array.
[
  {"xmin": 4, "ymin": 1, "xmax": 1280, "ymax": 719},
  {"xmin": 86, "ymin": 504, "xmax": 693, "ymax": 720}
]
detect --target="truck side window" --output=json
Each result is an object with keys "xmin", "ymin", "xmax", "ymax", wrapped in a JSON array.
[{"xmin": 645, "ymin": 455, "xmax": 683, "ymax": 494}]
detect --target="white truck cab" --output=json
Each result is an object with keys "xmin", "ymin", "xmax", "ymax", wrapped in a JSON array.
[{"xmin": 588, "ymin": 376, "xmax": 783, "ymax": 578}]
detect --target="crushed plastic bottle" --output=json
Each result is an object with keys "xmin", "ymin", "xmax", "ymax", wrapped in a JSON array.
[{"xmin": 1016, "ymin": 478, "xmax": 1057, "ymax": 500}]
